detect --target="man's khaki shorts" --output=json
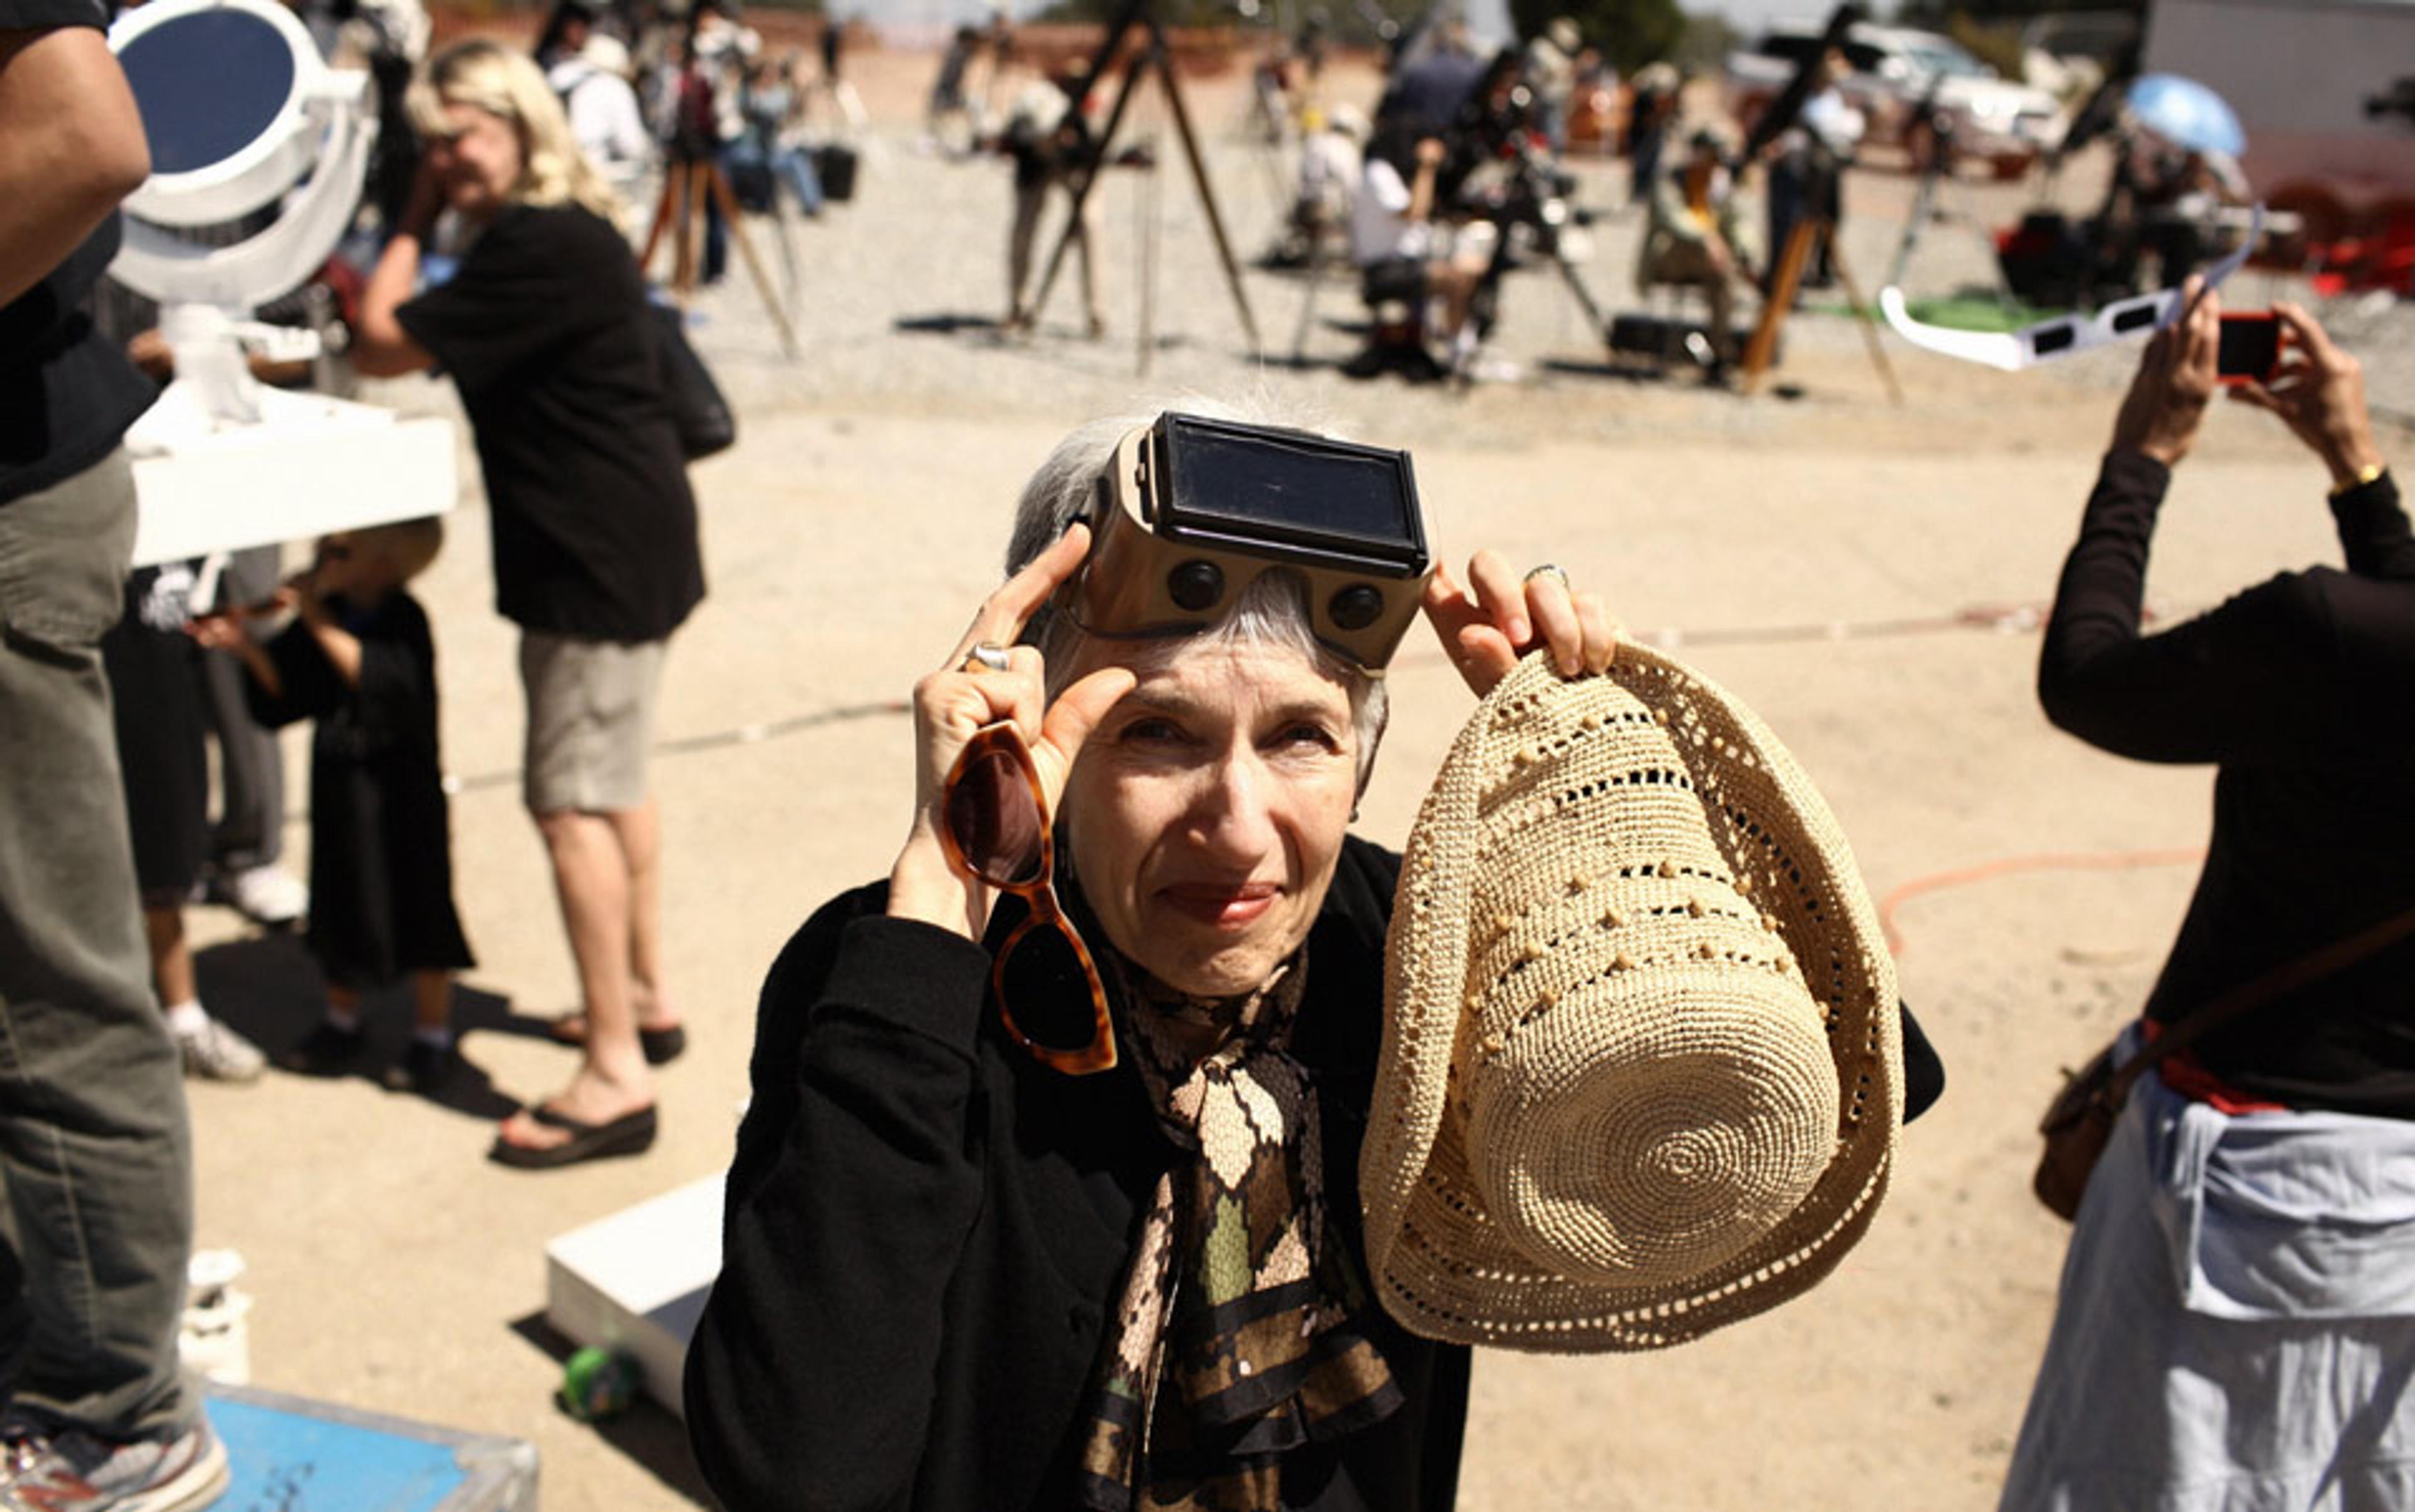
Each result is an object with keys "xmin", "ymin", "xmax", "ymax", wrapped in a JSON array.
[{"xmin": 519, "ymin": 631, "xmax": 667, "ymax": 814}]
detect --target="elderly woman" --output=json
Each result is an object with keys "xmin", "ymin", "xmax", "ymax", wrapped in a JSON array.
[
  {"xmin": 684, "ymin": 406, "xmax": 1618, "ymax": 1510},
  {"xmin": 352, "ymin": 41, "xmax": 701, "ymax": 1165}
]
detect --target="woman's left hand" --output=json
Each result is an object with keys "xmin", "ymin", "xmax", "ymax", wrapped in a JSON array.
[
  {"xmin": 1423, "ymin": 549, "xmax": 1621, "ymax": 697},
  {"xmin": 2109, "ymin": 273, "xmax": 2219, "ymax": 469}
]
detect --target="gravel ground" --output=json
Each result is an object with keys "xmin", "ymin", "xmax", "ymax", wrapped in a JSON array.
[{"xmin": 176, "ymin": 45, "xmax": 2411, "ymax": 1512}]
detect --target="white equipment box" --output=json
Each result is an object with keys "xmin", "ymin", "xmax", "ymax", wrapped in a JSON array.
[{"xmin": 543, "ymin": 1174, "xmax": 725, "ymax": 1420}]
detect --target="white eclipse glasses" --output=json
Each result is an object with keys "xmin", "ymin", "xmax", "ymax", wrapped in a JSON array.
[{"xmin": 1878, "ymin": 203, "xmax": 2263, "ymax": 372}]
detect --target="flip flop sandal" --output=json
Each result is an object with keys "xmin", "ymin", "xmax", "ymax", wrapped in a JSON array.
[{"xmin": 488, "ymin": 1104, "xmax": 659, "ymax": 1169}]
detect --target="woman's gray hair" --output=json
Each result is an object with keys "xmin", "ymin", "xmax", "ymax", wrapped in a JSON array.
[{"xmin": 1005, "ymin": 396, "xmax": 1392, "ymax": 792}]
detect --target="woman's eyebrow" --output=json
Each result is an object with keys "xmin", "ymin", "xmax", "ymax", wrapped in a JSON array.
[
  {"xmin": 1116, "ymin": 688, "xmax": 1196, "ymax": 718},
  {"xmin": 1118, "ymin": 691, "xmax": 1346, "ymax": 731},
  {"xmin": 1261, "ymin": 699, "xmax": 1346, "ymax": 728}
]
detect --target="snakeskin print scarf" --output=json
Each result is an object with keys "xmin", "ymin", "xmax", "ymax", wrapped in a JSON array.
[{"xmin": 1074, "ymin": 949, "xmax": 1402, "ymax": 1512}]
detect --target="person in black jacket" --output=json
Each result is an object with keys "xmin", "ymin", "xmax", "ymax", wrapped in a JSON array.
[
  {"xmin": 684, "ymin": 403, "xmax": 1625, "ymax": 1512},
  {"xmin": 2003, "ymin": 288, "xmax": 2414, "ymax": 1508},
  {"xmin": 191, "ymin": 520, "xmax": 477, "ymax": 1096},
  {"xmin": 352, "ymin": 40, "xmax": 703, "ymax": 1167}
]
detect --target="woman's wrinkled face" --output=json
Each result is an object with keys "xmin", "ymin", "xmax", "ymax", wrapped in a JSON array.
[
  {"xmin": 426, "ymin": 101, "xmax": 522, "ymax": 218},
  {"xmin": 1062, "ymin": 640, "xmax": 1359, "ymax": 1000}
]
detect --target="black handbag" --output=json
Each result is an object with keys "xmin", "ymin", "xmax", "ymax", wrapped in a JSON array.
[
  {"xmin": 815, "ymin": 143, "xmax": 858, "ymax": 203},
  {"xmin": 649, "ymin": 302, "xmax": 735, "ymax": 461}
]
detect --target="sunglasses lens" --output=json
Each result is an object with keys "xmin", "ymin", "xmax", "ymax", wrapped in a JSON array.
[
  {"xmin": 998, "ymin": 924, "xmax": 1101, "ymax": 1053},
  {"xmin": 944, "ymin": 746, "xmax": 1044, "ymax": 887}
]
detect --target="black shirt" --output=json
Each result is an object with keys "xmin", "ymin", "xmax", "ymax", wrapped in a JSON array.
[
  {"xmin": 397, "ymin": 203, "xmax": 702, "ymax": 643},
  {"xmin": 248, "ymin": 591, "xmax": 475, "ymax": 989},
  {"xmin": 0, "ymin": 0, "xmax": 159, "ymax": 504},
  {"xmin": 687, "ymin": 839, "xmax": 1473, "ymax": 1512},
  {"xmin": 2039, "ymin": 450, "xmax": 2415, "ymax": 1117}
]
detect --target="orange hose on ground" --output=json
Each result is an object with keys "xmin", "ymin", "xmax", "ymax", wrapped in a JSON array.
[{"xmin": 1879, "ymin": 848, "xmax": 2206, "ymax": 958}]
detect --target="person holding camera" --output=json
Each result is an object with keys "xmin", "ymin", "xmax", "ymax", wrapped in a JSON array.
[
  {"xmin": 683, "ymin": 401, "xmax": 1624, "ymax": 1511},
  {"xmin": 2002, "ymin": 287, "xmax": 2413, "ymax": 1508}
]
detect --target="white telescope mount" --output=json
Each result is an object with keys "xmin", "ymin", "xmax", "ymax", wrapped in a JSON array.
[{"xmin": 108, "ymin": 0, "xmax": 453, "ymax": 567}]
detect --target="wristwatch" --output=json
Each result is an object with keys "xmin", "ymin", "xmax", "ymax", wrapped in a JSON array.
[{"xmin": 2331, "ymin": 461, "xmax": 2388, "ymax": 498}]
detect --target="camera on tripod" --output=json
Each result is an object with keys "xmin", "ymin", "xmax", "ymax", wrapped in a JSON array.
[{"xmin": 1456, "ymin": 125, "xmax": 1585, "ymax": 258}]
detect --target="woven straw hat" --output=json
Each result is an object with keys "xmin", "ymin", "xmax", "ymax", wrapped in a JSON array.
[{"xmin": 1361, "ymin": 648, "xmax": 1900, "ymax": 1352}]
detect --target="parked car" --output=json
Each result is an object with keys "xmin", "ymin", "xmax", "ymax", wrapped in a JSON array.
[{"xmin": 1724, "ymin": 23, "xmax": 2066, "ymax": 179}]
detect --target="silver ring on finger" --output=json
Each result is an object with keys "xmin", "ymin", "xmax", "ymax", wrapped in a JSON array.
[
  {"xmin": 962, "ymin": 641, "xmax": 1013, "ymax": 674},
  {"xmin": 1522, "ymin": 564, "xmax": 1571, "ymax": 589}
]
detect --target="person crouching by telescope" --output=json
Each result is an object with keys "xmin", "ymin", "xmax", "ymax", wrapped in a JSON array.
[
  {"xmin": 1346, "ymin": 122, "xmax": 1483, "ymax": 380},
  {"xmin": 2002, "ymin": 290, "xmax": 2414, "ymax": 1508},
  {"xmin": 1638, "ymin": 127, "xmax": 1760, "ymax": 382},
  {"xmin": 683, "ymin": 403, "xmax": 1621, "ymax": 1510}
]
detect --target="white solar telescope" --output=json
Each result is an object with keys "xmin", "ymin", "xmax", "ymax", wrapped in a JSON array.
[
  {"xmin": 109, "ymin": 0, "xmax": 375, "ymax": 417},
  {"xmin": 106, "ymin": 0, "xmax": 453, "ymax": 569}
]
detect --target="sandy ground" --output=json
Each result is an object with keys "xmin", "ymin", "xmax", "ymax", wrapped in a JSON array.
[{"xmin": 170, "ymin": 43, "xmax": 2415, "ymax": 1512}]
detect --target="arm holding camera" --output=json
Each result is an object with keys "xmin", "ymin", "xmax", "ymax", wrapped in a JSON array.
[
  {"xmin": 2233, "ymin": 303, "xmax": 2389, "ymax": 494},
  {"xmin": 2040, "ymin": 287, "xmax": 2402, "ymax": 763}
]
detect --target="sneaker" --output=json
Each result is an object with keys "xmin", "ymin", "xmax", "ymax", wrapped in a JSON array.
[
  {"xmin": 1, "ymin": 1418, "xmax": 229, "ymax": 1511},
  {"xmin": 379, "ymin": 1039, "xmax": 464, "ymax": 1096},
  {"xmin": 171, "ymin": 1016, "xmax": 266, "ymax": 1085},
  {"xmin": 209, "ymin": 864, "xmax": 307, "ymax": 930},
  {"xmin": 272, "ymin": 1020, "xmax": 366, "ymax": 1077}
]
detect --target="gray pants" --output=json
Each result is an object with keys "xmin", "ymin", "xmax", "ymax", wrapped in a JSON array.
[
  {"xmin": 1008, "ymin": 174, "xmax": 1099, "ymax": 327},
  {"xmin": 195, "ymin": 544, "xmax": 284, "ymax": 874},
  {"xmin": 0, "ymin": 449, "xmax": 199, "ymax": 1440}
]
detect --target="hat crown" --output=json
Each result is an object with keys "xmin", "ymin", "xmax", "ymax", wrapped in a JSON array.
[
  {"xmin": 1455, "ymin": 673, "xmax": 1840, "ymax": 1286},
  {"xmin": 1365, "ymin": 649, "xmax": 1901, "ymax": 1352}
]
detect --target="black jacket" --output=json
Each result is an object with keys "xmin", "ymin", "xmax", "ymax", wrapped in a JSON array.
[
  {"xmin": 685, "ymin": 837, "xmax": 1472, "ymax": 1511},
  {"xmin": 2038, "ymin": 453, "xmax": 2415, "ymax": 1116}
]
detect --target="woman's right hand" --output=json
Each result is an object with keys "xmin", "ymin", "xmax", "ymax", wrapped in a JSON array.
[
  {"xmin": 401, "ymin": 155, "xmax": 447, "ymax": 240},
  {"xmin": 888, "ymin": 523, "xmax": 1136, "ymax": 939}
]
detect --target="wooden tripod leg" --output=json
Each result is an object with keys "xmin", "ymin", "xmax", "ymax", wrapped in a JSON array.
[
  {"xmin": 640, "ymin": 164, "xmax": 682, "ymax": 280},
  {"xmin": 679, "ymin": 161, "xmax": 706, "ymax": 304},
  {"xmin": 1138, "ymin": 134, "xmax": 1160, "ymax": 372},
  {"xmin": 702, "ymin": 162, "xmax": 801, "ymax": 359},
  {"xmin": 1820, "ymin": 223, "xmax": 1905, "ymax": 406},
  {"xmin": 1743, "ymin": 217, "xmax": 1818, "ymax": 392},
  {"xmin": 1289, "ymin": 215, "xmax": 1325, "ymax": 364},
  {"xmin": 1154, "ymin": 45, "xmax": 1261, "ymax": 352}
]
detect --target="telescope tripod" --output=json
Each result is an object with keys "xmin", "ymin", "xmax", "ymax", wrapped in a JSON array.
[
  {"xmin": 639, "ymin": 153, "xmax": 799, "ymax": 359},
  {"xmin": 1741, "ymin": 212, "xmax": 1902, "ymax": 403},
  {"xmin": 1023, "ymin": 0, "xmax": 1261, "ymax": 357}
]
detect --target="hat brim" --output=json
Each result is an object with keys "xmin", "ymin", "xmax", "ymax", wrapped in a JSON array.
[{"xmin": 1361, "ymin": 648, "xmax": 1901, "ymax": 1352}]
